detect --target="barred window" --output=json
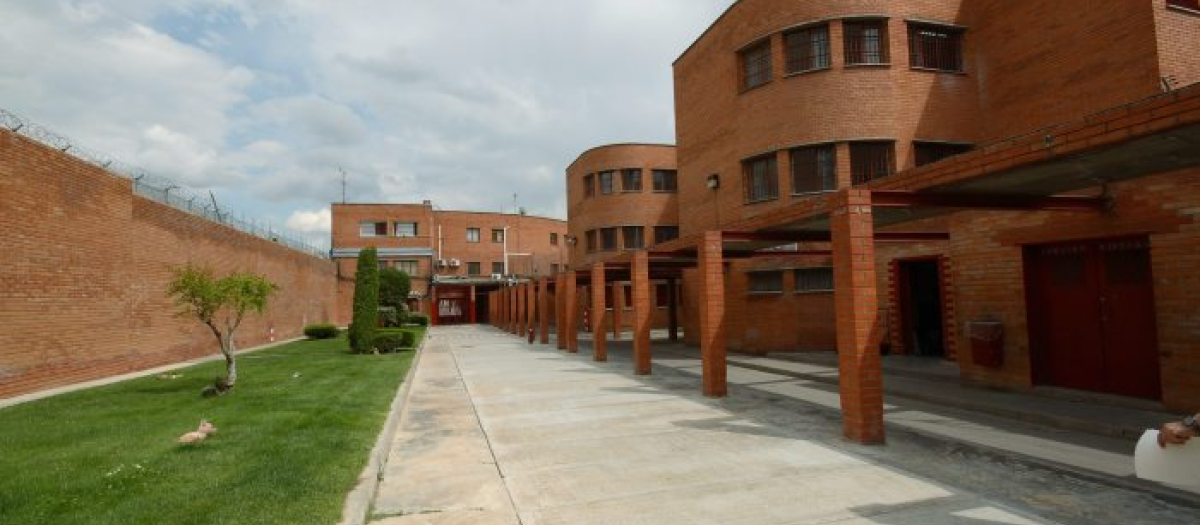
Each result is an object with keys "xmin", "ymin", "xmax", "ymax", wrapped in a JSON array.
[
  {"xmin": 600, "ymin": 227, "xmax": 618, "ymax": 251},
  {"xmin": 466, "ymin": 262, "xmax": 481, "ymax": 275},
  {"xmin": 914, "ymin": 141, "xmax": 973, "ymax": 167},
  {"xmin": 740, "ymin": 39, "xmax": 773, "ymax": 90},
  {"xmin": 785, "ymin": 24, "xmax": 830, "ymax": 73},
  {"xmin": 748, "ymin": 271, "xmax": 784, "ymax": 293},
  {"xmin": 491, "ymin": 228, "xmax": 505, "ymax": 243},
  {"xmin": 908, "ymin": 23, "xmax": 963, "ymax": 72},
  {"xmin": 794, "ymin": 267, "xmax": 834, "ymax": 292},
  {"xmin": 844, "ymin": 19, "xmax": 889, "ymax": 65},
  {"xmin": 583, "ymin": 173, "xmax": 595, "ymax": 197},
  {"xmin": 622, "ymin": 168, "xmax": 642, "ymax": 191},
  {"xmin": 743, "ymin": 153, "xmax": 779, "ymax": 203},
  {"xmin": 585, "ymin": 230, "xmax": 597, "ymax": 252},
  {"xmin": 654, "ymin": 225, "xmax": 679, "ymax": 244},
  {"xmin": 492, "ymin": 261, "xmax": 504, "ymax": 275},
  {"xmin": 652, "ymin": 169, "xmax": 678, "ymax": 192},
  {"xmin": 790, "ymin": 144, "xmax": 837, "ymax": 194},
  {"xmin": 599, "ymin": 171, "xmax": 615, "ymax": 195},
  {"xmin": 466, "ymin": 227, "xmax": 480, "ymax": 243},
  {"xmin": 622, "ymin": 226, "xmax": 644, "ymax": 250},
  {"xmin": 850, "ymin": 141, "xmax": 895, "ymax": 185},
  {"xmin": 550, "ymin": 232, "xmax": 558, "ymax": 245}
]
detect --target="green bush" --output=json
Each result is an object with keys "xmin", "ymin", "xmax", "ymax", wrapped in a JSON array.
[
  {"xmin": 379, "ymin": 268, "xmax": 411, "ymax": 310},
  {"xmin": 407, "ymin": 313, "xmax": 429, "ymax": 327},
  {"xmin": 371, "ymin": 328, "xmax": 416, "ymax": 353},
  {"xmin": 349, "ymin": 247, "xmax": 380, "ymax": 353},
  {"xmin": 378, "ymin": 304, "xmax": 410, "ymax": 328},
  {"xmin": 303, "ymin": 324, "xmax": 340, "ymax": 339}
]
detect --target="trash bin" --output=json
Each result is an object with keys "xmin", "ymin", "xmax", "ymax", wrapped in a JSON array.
[{"xmin": 968, "ymin": 321, "xmax": 1004, "ymax": 368}]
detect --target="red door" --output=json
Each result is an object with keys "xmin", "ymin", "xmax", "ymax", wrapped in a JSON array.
[{"xmin": 1025, "ymin": 237, "xmax": 1160, "ymax": 399}]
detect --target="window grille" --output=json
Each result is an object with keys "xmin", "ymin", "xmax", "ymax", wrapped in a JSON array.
[
  {"xmin": 600, "ymin": 228, "xmax": 618, "ymax": 251},
  {"xmin": 740, "ymin": 39, "xmax": 773, "ymax": 90},
  {"xmin": 785, "ymin": 24, "xmax": 830, "ymax": 73},
  {"xmin": 466, "ymin": 262, "xmax": 481, "ymax": 275},
  {"xmin": 743, "ymin": 154, "xmax": 779, "ymax": 203},
  {"xmin": 652, "ymin": 169, "xmax": 677, "ymax": 192},
  {"xmin": 622, "ymin": 168, "xmax": 642, "ymax": 191},
  {"xmin": 599, "ymin": 171, "xmax": 615, "ymax": 194},
  {"xmin": 622, "ymin": 226, "xmax": 644, "ymax": 250},
  {"xmin": 794, "ymin": 267, "xmax": 834, "ymax": 292},
  {"xmin": 844, "ymin": 19, "xmax": 888, "ymax": 65},
  {"xmin": 850, "ymin": 141, "xmax": 895, "ymax": 185},
  {"xmin": 790, "ymin": 144, "xmax": 837, "ymax": 194},
  {"xmin": 908, "ymin": 23, "xmax": 963, "ymax": 72},
  {"xmin": 550, "ymin": 232, "xmax": 558, "ymax": 245},
  {"xmin": 748, "ymin": 271, "xmax": 784, "ymax": 293}
]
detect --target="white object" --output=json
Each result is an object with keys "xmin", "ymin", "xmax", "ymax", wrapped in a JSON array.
[{"xmin": 1134, "ymin": 430, "xmax": 1200, "ymax": 489}]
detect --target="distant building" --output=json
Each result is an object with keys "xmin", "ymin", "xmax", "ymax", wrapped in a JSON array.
[{"xmin": 330, "ymin": 202, "xmax": 567, "ymax": 325}]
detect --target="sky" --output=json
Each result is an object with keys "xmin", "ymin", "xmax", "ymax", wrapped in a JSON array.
[{"xmin": 0, "ymin": 0, "xmax": 733, "ymax": 249}]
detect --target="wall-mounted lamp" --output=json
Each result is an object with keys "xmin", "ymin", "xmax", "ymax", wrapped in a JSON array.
[{"xmin": 706, "ymin": 173, "xmax": 720, "ymax": 190}]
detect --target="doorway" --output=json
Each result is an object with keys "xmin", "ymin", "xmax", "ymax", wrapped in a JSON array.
[
  {"xmin": 1024, "ymin": 236, "xmax": 1161, "ymax": 399},
  {"xmin": 897, "ymin": 259, "xmax": 945, "ymax": 357}
]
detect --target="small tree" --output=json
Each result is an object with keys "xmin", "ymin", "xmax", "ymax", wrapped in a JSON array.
[
  {"xmin": 168, "ymin": 265, "xmax": 277, "ymax": 394},
  {"xmin": 349, "ymin": 247, "xmax": 380, "ymax": 353},
  {"xmin": 379, "ymin": 268, "xmax": 411, "ymax": 310}
]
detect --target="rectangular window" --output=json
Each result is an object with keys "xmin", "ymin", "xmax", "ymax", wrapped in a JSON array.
[
  {"xmin": 378, "ymin": 260, "xmax": 389, "ymax": 271},
  {"xmin": 743, "ymin": 153, "xmax": 779, "ymax": 203},
  {"xmin": 466, "ymin": 227, "xmax": 480, "ymax": 243},
  {"xmin": 790, "ymin": 144, "xmax": 837, "ymax": 194},
  {"xmin": 397, "ymin": 260, "xmax": 419, "ymax": 275},
  {"xmin": 394, "ymin": 221, "xmax": 418, "ymax": 237},
  {"xmin": 850, "ymin": 141, "xmax": 895, "ymax": 185},
  {"xmin": 600, "ymin": 227, "xmax": 618, "ymax": 251},
  {"xmin": 908, "ymin": 23, "xmax": 964, "ymax": 72},
  {"xmin": 794, "ymin": 267, "xmax": 834, "ymax": 292},
  {"xmin": 491, "ymin": 228, "xmax": 505, "ymax": 243},
  {"xmin": 1169, "ymin": 0, "xmax": 1200, "ymax": 10},
  {"xmin": 785, "ymin": 24, "xmax": 830, "ymax": 73},
  {"xmin": 622, "ymin": 226, "xmax": 644, "ymax": 250},
  {"xmin": 654, "ymin": 225, "xmax": 679, "ymax": 245},
  {"xmin": 583, "ymin": 173, "xmax": 595, "ymax": 197},
  {"xmin": 466, "ymin": 262, "xmax": 481, "ymax": 275},
  {"xmin": 844, "ymin": 19, "xmax": 889, "ymax": 65},
  {"xmin": 748, "ymin": 271, "xmax": 784, "ymax": 293},
  {"xmin": 359, "ymin": 221, "xmax": 387, "ymax": 237},
  {"xmin": 914, "ymin": 141, "xmax": 973, "ymax": 167},
  {"xmin": 550, "ymin": 232, "xmax": 558, "ymax": 245},
  {"xmin": 652, "ymin": 169, "xmax": 678, "ymax": 192},
  {"xmin": 598, "ymin": 171, "xmax": 615, "ymax": 194},
  {"xmin": 550, "ymin": 263, "xmax": 559, "ymax": 274},
  {"xmin": 739, "ymin": 39, "xmax": 773, "ymax": 90},
  {"xmin": 585, "ymin": 230, "xmax": 597, "ymax": 252},
  {"xmin": 492, "ymin": 261, "xmax": 504, "ymax": 275},
  {"xmin": 621, "ymin": 168, "xmax": 643, "ymax": 191}
]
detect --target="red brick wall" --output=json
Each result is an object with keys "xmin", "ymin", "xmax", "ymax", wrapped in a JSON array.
[
  {"xmin": 0, "ymin": 130, "xmax": 337, "ymax": 399},
  {"xmin": 1155, "ymin": 1, "xmax": 1200, "ymax": 91},
  {"xmin": 566, "ymin": 144, "xmax": 678, "ymax": 267}
]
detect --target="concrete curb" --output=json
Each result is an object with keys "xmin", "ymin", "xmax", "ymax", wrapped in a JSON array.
[
  {"xmin": 0, "ymin": 337, "xmax": 305, "ymax": 409},
  {"xmin": 339, "ymin": 330, "xmax": 429, "ymax": 525}
]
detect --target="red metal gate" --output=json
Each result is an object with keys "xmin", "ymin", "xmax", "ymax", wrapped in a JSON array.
[{"xmin": 1025, "ymin": 236, "xmax": 1161, "ymax": 399}]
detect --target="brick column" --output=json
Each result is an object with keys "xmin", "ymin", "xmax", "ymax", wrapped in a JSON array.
[
  {"xmin": 591, "ymin": 263, "xmax": 607, "ymax": 362},
  {"xmin": 469, "ymin": 285, "xmax": 477, "ymax": 324},
  {"xmin": 611, "ymin": 281, "xmax": 623, "ymax": 339},
  {"xmin": 520, "ymin": 282, "xmax": 530, "ymax": 337},
  {"xmin": 556, "ymin": 272, "xmax": 568, "ymax": 350},
  {"xmin": 831, "ymin": 189, "xmax": 885, "ymax": 444},
  {"xmin": 526, "ymin": 281, "xmax": 536, "ymax": 343},
  {"xmin": 667, "ymin": 277, "xmax": 679, "ymax": 341},
  {"xmin": 509, "ymin": 285, "xmax": 518, "ymax": 334},
  {"xmin": 698, "ymin": 231, "xmax": 726, "ymax": 397},
  {"xmin": 491, "ymin": 291, "xmax": 497, "ymax": 327},
  {"xmin": 431, "ymin": 286, "xmax": 440, "ymax": 327},
  {"xmin": 632, "ymin": 251, "xmax": 651, "ymax": 375},
  {"xmin": 566, "ymin": 272, "xmax": 579, "ymax": 353},
  {"xmin": 538, "ymin": 276, "xmax": 550, "ymax": 344}
]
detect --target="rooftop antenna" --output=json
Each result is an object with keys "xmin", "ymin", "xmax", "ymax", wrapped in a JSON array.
[
  {"xmin": 512, "ymin": 193, "xmax": 518, "ymax": 214},
  {"xmin": 339, "ymin": 167, "xmax": 347, "ymax": 204}
]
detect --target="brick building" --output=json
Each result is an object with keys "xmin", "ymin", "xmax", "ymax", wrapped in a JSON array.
[
  {"xmin": 330, "ymin": 203, "xmax": 567, "ymax": 325},
  {"xmin": 549, "ymin": 0, "xmax": 1200, "ymax": 442}
]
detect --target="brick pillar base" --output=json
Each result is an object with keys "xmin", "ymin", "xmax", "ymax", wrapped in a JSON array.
[
  {"xmin": 632, "ymin": 251, "xmax": 651, "ymax": 375},
  {"xmin": 698, "ymin": 231, "xmax": 726, "ymax": 397},
  {"xmin": 556, "ymin": 272, "xmax": 567, "ymax": 350},
  {"xmin": 565, "ymin": 272, "xmax": 579, "ymax": 353},
  {"xmin": 611, "ymin": 281, "xmax": 622, "ymax": 339},
  {"xmin": 538, "ymin": 276, "xmax": 550, "ymax": 344},
  {"xmin": 591, "ymin": 263, "xmax": 607, "ymax": 362},
  {"xmin": 832, "ymin": 189, "xmax": 885, "ymax": 445}
]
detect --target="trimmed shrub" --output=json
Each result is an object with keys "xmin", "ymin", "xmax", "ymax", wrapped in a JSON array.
[
  {"xmin": 407, "ymin": 313, "xmax": 430, "ymax": 327},
  {"xmin": 303, "ymin": 324, "xmax": 339, "ymax": 339},
  {"xmin": 379, "ymin": 268, "xmax": 411, "ymax": 310},
  {"xmin": 371, "ymin": 328, "xmax": 416, "ymax": 353},
  {"xmin": 378, "ymin": 304, "xmax": 410, "ymax": 328},
  {"xmin": 348, "ymin": 247, "xmax": 380, "ymax": 353}
]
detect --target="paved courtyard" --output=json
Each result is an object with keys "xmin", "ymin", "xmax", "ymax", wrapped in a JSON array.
[{"xmin": 368, "ymin": 326, "xmax": 1197, "ymax": 525}]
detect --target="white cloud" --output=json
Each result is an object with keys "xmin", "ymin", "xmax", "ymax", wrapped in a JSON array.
[{"xmin": 285, "ymin": 207, "xmax": 331, "ymax": 246}]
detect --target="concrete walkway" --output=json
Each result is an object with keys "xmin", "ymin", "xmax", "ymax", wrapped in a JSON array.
[{"xmin": 369, "ymin": 326, "xmax": 1188, "ymax": 525}]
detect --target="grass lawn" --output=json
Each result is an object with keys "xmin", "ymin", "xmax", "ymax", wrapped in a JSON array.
[{"xmin": 0, "ymin": 329, "xmax": 424, "ymax": 525}]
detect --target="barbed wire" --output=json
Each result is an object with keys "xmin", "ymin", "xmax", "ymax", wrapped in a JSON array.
[{"xmin": 1, "ymin": 108, "xmax": 329, "ymax": 259}]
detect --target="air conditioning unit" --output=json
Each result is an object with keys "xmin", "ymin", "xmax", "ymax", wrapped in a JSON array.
[
  {"xmin": 435, "ymin": 259, "xmax": 448, "ymax": 268},
  {"xmin": 448, "ymin": 258, "xmax": 461, "ymax": 268},
  {"xmin": 490, "ymin": 273, "xmax": 503, "ymax": 281}
]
